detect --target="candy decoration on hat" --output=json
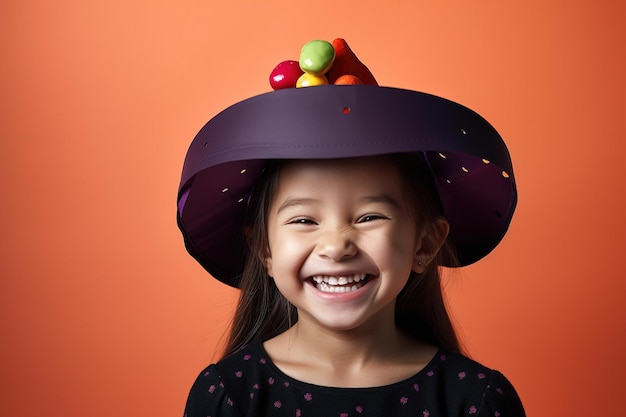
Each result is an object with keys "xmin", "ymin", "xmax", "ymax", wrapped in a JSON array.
[
  {"xmin": 296, "ymin": 72, "xmax": 329, "ymax": 88},
  {"xmin": 296, "ymin": 40, "xmax": 334, "ymax": 87},
  {"xmin": 333, "ymin": 74, "xmax": 364, "ymax": 85},
  {"xmin": 269, "ymin": 38, "xmax": 378, "ymax": 90},
  {"xmin": 298, "ymin": 40, "xmax": 335, "ymax": 74},
  {"xmin": 269, "ymin": 60, "xmax": 303, "ymax": 90},
  {"xmin": 328, "ymin": 38, "xmax": 378, "ymax": 86}
]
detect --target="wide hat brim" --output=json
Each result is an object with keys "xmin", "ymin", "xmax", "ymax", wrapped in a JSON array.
[{"xmin": 177, "ymin": 85, "xmax": 517, "ymax": 287}]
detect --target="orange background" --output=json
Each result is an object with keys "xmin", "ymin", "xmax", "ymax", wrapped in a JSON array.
[{"xmin": 1, "ymin": 1, "xmax": 625, "ymax": 415}]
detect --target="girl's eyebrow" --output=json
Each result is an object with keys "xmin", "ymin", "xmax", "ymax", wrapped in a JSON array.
[
  {"xmin": 275, "ymin": 197, "xmax": 319, "ymax": 214},
  {"xmin": 361, "ymin": 194, "xmax": 402, "ymax": 209}
]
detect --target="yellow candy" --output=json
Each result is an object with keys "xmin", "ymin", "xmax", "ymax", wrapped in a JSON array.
[{"xmin": 296, "ymin": 72, "xmax": 329, "ymax": 88}]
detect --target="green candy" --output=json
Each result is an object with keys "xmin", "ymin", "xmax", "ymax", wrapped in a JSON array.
[{"xmin": 299, "ymin": 40, "xmax": 335, "ymax": 75}]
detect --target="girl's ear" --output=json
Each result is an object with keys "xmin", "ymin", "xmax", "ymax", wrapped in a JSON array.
[
  {"xmin": 412, "ymin": 217, "xmax": 450, "ymax": 273},
  {"xmin": 264, "ymin": 254, "xmax": 274, "ymax": 277}
]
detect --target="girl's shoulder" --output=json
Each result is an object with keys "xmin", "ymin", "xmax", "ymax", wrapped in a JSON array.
[
  {"xmin": 182, "ymin": 342, "xmax": 263, "ymax": 417},
  {"xmin": 423, "ymin": 349, "xmax": 526, "ymax": 416},
  {"xmin": 213, "ymin": 340, "xmax": 274, "ymax": 387}
]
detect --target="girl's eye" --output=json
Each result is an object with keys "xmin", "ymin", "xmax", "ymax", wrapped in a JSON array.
[
  {"xmin": 287, "ymin": 218, "xmax": 317, "ymax": 225},
  {"xmin": 358, "ymin": 214, "xmax": 387, "ymax": 223}
]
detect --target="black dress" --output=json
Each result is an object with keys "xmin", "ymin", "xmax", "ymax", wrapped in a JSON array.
[{"xmin": 184, "ymin": 340, "xmax": 525, "ymax": 417}]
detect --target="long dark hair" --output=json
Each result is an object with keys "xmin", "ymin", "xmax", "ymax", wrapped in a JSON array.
[{"xmin": 222, "ymin": 153, "xmax": 461, "ymax": 358}]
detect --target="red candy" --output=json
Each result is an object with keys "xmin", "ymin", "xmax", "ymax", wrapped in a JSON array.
[
  {"xmin": 270, "ymin": 60, "xmax": 304, "ymax": 90},
  {"xmin": 328, "ymin": 38, "xmax": 378, "ymax": 86}
]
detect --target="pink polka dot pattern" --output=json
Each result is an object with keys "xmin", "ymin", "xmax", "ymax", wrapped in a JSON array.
[{"xmin": 183, "ymin": 340, "xmax": 525, "ymax": 416}]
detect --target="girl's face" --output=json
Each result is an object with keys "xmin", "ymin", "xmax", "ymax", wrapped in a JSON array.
[{"xmin": 265, "ymin": 156, "xmax": 428, "ymax": 333}]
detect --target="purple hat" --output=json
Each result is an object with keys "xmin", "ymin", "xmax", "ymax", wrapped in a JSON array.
[{"xmin": 177, "ymin": 85, "xmax": 517, "ymax": 287}]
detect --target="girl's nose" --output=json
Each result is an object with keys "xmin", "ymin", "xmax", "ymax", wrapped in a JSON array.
[{"xmin": 315, "ymin": 229, "xmax": 358, "ymax": 261}]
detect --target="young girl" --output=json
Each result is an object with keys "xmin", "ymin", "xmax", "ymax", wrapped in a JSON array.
[{"xmin": 177, "ymin": 39, "xmax": 525, "ymax": 416}]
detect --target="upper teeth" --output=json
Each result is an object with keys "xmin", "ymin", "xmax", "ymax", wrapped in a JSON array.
[{"xmin": 312, "ymin": 273, "xmax": 367, "ymax": 286}]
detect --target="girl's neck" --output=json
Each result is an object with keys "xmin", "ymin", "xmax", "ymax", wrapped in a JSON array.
[{"xmin": 262, "ymin": 314, "xmax": 437, "ymax": 387}]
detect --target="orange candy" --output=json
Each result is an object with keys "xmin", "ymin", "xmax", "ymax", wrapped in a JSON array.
[{"xmin": 333, "ymin": 74, "xmax": 363, "ymax": 85}]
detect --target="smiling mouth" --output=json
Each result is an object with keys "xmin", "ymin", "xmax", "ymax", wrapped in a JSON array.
[{"xmin": 310, "ymin": 273, "xmax": 371, "ymax": 293}]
